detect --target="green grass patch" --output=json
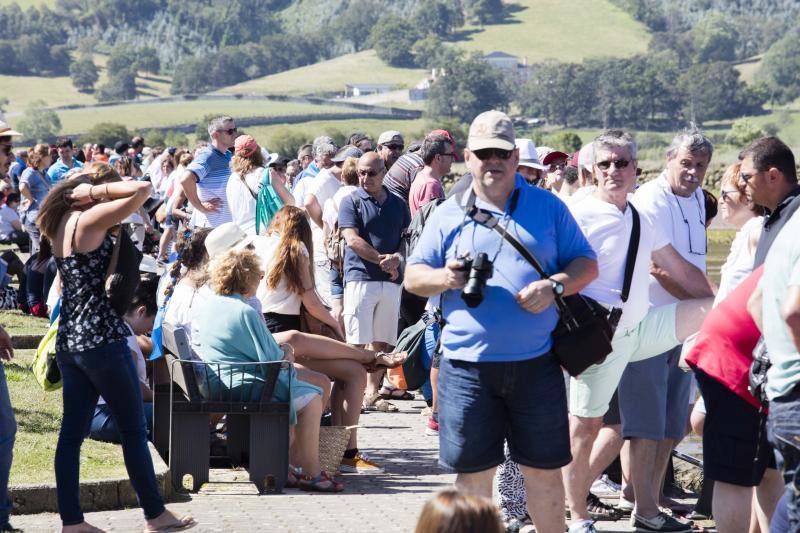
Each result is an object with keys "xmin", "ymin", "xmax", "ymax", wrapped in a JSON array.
[
  {"xmin": 10, "ymin": 99, "xmax": 366, "ymax": 136},
  {"xmin": 0, "ymin": 0, "xmax": 55, "ymax": 9},
  {"xmin": 6, "ymin": 349, "xmax": 127, "ymax": 485},
  {"xmin": 734, "ymin": 55, "xmax": 763, "ymax": 85},
  {"xmin": 0, "ymin": 309, "xmax": 49, "ymax": 336},
  {"xmin": 215, "ymin": 50, "xmax": 428, "ymax": 97},
  {"xmin": 450, "ymin": 0, "xmax": 650, "ymax": 62}
]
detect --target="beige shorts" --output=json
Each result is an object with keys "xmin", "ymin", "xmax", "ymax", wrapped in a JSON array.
[{"xmin": 343, "ymin": 280, "xmax": 402, "ymax": 346}]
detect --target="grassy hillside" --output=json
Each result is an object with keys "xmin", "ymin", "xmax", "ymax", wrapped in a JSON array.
[
  {"xmin": 216, "ymin": 50, "xmax": 428, "ymax": 97},
  {"xmin": 0, "ymin": 53, "xmax": 172, "ymax": 114},
  {"xmin": 0, "ymin": 0, "xmax": 55, "ymax": 8},
  {"xmin": 7, "ymin": 99, "xmax": 365, "ymax": 135},
  {"xmin": 451, "ymin": 0, "xmax": 650, "ymax": 61}
]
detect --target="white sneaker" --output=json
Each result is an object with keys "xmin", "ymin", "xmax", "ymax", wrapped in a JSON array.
[
  {"xmin": 568, "ymin": 520, "xmax": 598, "ymax": 533},
  {"xmin": 590, "ymin": 474, "xmax": 621, "ymax": 496}
]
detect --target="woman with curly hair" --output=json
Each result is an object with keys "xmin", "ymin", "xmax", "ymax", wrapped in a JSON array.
[{"xmin": 194, "ymin": 248, "xmax": 343, "ymax": 492}]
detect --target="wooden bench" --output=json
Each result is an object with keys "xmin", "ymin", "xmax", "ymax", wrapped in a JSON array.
[{"xmin": 154, "ymin": 324, "xmax": 290, "ymax": 493}]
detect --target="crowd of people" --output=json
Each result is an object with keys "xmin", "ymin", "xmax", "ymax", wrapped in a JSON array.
[{"xmin": 0, "ymin": 110, "xmax": 798, "ymax": 533}]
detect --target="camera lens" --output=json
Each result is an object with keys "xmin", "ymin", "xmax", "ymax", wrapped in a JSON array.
[{"xmin": 461, "ymin": 252, "xmax": 493, "ymax": 308}]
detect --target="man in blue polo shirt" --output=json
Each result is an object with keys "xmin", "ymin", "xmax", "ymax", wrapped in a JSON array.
[
  {"xmin": 180, "ymin": 115, "xmax": 236, "ymax": 228},
  {"xmin": 338, "ymin": 151, "xmax": 410, "ymax": 473},
  {"xmin": 47, "ymin": 137, "xmax": 83, "ymax": 183},
  {"xmin": 406, "ymin": 110, "xmax": 598, "ymax": 532}
]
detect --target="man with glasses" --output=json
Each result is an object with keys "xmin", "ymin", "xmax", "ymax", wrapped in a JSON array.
[
  {"xmin": 338, "ymin": 152, "xmax": 410, "ymax": 425},
  {"xmin": 408, "ymin": 133, "xmax": 455, "ymax": 217},
  {"xmin": 179, "ymin": 115, "xmax": 237, "ymax": 228},
  {"xmin": 561, "ymin": 130, "xmax": 711, "ymax": 533},
  {"xmin": 406, "ymin": 110, "xmax": 598, "ymax": 532},
  {"xmin": 738, "ymin": 137, "xmax": 800, "ymax": 268},
  {"xmin": 617, "ymin": 128, "xmax": 715, "ymax": 521},
  {"xmin": 376, "ymin": 130, "xmax": 404, "ymax": 170}
]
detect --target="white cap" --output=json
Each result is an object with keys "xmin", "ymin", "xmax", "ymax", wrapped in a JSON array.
[
  {"xmin": 578, "ymin": 143, "xmax": 594, "ymax": 173},
  {"xmin": 139, "ymin": 255, "xmax": 159, "ymax": 274},
  {"xmin": 205, "ymin": 222, "xmax": 256, "ymax": 257},
  {"xmin": 515, "ymin": 138, "xmax": 547, "ymax": 170}
]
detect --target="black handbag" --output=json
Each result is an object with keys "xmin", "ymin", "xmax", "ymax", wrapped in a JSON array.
[
  {"xmin": 105, "ymin": 226, "xmax": 143, "ymax": 316},
  {"xmin": 459, "ymin": 189, "xmax": 640, "ymax": 376}
]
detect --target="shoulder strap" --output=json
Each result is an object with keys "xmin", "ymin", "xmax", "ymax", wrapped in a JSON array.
[
  {"xmin": 69, "ymin": 211, "xmax": 82, "ymax": 251},
  {"xmin": 620, "ymin": 204, "xmax": 640, "ymax": 303},
  {"xmin": 105, "ymin": 226, "xmax": 123, "ymax": 281},
  {"xmin": 242, "ymin": 170, "xmax": 262, "ymax": 200}
]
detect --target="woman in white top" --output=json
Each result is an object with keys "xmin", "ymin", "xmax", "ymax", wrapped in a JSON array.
[
  {"xmin": 226, "ymin": 135, "xmax": 293, "ymax": 236},
  {"xmin": 714, "ymin": 162, "xmax": 764, "ymax": 305}
]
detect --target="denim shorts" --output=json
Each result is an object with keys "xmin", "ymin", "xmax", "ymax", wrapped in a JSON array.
[
  {"xmin": 767, "ymin": 383, "xmax": 800, "ymax": 528},
  {"xmin": 438, "ymin": 353, "xmax": 571, "ymax": 473},
  {"xmin": 328, "ymin": 265, "xmax": 344, "ymax": 299}
]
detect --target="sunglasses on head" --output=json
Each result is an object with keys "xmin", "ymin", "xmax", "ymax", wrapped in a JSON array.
[
  {"xmin": 358, "ymin": 168, "xmax": 382, "ymax": 178},
  {"xmin": 472, "ymin": 148, "xmax": 514, "ymax": 161},
  {"xmin": 383, "ymin": 143, "xmax": 403, "ymax": 151},
  {"xmin": 218, "ymin": 127, "xmax": 238, "ymax": 135},
  {"xmin": 596, "ymin": 159, "xmax": 631, "ymax": 171}
]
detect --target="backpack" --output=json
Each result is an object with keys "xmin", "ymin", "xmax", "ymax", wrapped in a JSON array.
[
  {"xmin": 404, "ymin": 197, "xmax": 445, "ymax": 257},
  {"xmin": 254, "ymin": 168, "xmax": 285, "ymax": 235},
  {"xmin": 325, "ymin": 192, "xmax": 361, "ymax": 272}
]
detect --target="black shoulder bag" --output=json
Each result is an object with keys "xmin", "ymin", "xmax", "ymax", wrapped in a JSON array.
[{"xmin": 459, "ymin": 190, "xmax": 640, "ymax": 376}]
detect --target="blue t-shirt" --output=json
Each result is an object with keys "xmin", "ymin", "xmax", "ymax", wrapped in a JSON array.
[
  {"xmin": 408, "ymin": 176, "xmax": 596, "ymax": 363},
  {"xmin": 20, "ymin": 167, "xmax": 51, "ymax": 216},
  {"xmin": 338, "ymin": 186, "xmax": 411, "ymax": 284},
  {"xmin": 186, "ymin": 146, "xmax": 233, "ymax": 228},
  {"xmin": 292, "ymin": 161, "xmax": 320, "ymax": 191},
  {"xmin": 47, "ymin": 158, "xmax": 83, "ymax": 183}
]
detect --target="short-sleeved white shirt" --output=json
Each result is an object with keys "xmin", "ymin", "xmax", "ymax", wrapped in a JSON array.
[
  {"xmin": 255, "ymin": 234, "xmax": 309, "ymax": 315},
  {"xmin": 305, "ymin": 169, "xmax": 341, "ymax": 263},
  {"xmin": 632, "ymin": 173, "xmax": 706, "ymax": 307},
  {"xmin": 226, "ymin": 168, "xmax": 263, "ymax": 236},
  {"xmin": 0, "ymin": 205, "xmax": 19, "ymax": 237},
  {"xmin": 322, "ymin": 185, "xmax": 359, "ymax": 230},
  {"xmin": 570, "ymin": 195, "xmax": 669, "ymax": 331}
]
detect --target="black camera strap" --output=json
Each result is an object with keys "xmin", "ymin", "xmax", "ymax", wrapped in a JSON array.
[{"xmin": 457, "ymin": 188, "xmax": 640, "ymax": 327}]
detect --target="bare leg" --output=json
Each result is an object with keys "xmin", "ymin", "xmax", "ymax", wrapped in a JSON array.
[
  {"xmin": 157, "ymin": 226, "xmax": 175, "ymax": 261},
  {"xmin": 430, "ymin": 366, "xmax": 439, "ymax": 413},
  {"xmin": 675, "ymin": 297, "xmax": 714, "ymax": 342},
  {"xmin": 654, "ymin": 438, "xmax": 678, "ymax": 506},
  {"xmin": 330, "ymin": 297, "xmax": 344, "ymax": 332},
  {"xmin": 274, "ymin": 330, "xmax": 404, "ymax": 366},
  {"xmin": 690, "ymin": 410, "xmax": 705, "ymax": 436},
  {"xmin": 295, "ymin": 365, "xmax": 331, "ymax": 409},
  {"xmin": 589, "ymin": 424, "xmax": 623, "ymax": 480},
  {"xmin": 563, "ymin": 415, "xmax": 603, "ymax": 522},
  {"xmin": 713, "ymin": 481, "xmax": 753, "ymax": 533},
  {"xmin": 455, "ymin": 468, "xmax": 495, "ymax": 499},
  {"xmin": 754, "ymin": 468, "xmax": 784, "ymax": 531},
  {"xmin": 621, "ymin": 440, "xmax": 633, "ymax": 501},
  {"xmin": 630, "ymin": 438, "xmax": 660, "ymax": 517},
  {"xmin": 367, "ymin": 341, "xmax": 389, "ymax": 396},
  {"xmin": 62, "ymin": 523, "xmax": 105, "ymax": 532},
  {"xmin": 300, "ymin": 358, "xmax": 366, "ymax": 449},
  {"xmin": 521, "ymin": 464, "xmax": 566, "ymax": 533},
  {"xmin": 294, "ymin": 395, "xmax": 323, "ymax": 475}
]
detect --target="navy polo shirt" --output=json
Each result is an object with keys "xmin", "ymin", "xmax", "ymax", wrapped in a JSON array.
[
  {"xmin": 338, "ymin": 186, "xmax": 411, "ymax": 284},
  {"xmin": 408, "ymin": 175, "xmax": 596, "ymax": 363}
]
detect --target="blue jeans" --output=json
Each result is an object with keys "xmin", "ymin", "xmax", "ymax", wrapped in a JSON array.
[
  {"xmin": 55, "ymin": 341, "xmax": 165, "ymax": 526},
  {"xmin": 768, "ymin": 384, "xmax": 800, "ymax": 531},
  {"xmin": 90, "ymin": 403, "xmax": 154, "ymax": 444},
  {"xmin": 0, "ymin": 363, "xmax": 16, "ymax": 527},
  {"xmin": 420, "ymin": 320, "xmax": 440, "ymax": 402}
]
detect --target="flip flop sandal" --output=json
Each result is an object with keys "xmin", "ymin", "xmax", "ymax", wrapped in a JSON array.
[
  {"xmin": 285, "ymin": 465, "xmax": 303, "ymax": 488},
  {"xmin": 298, "ymin": 471, "xmax": 344, "ymax": 493},
  {"xmin": 378, "ymin": 386, "xmax": 415, "ymax": 401},
  {"xmin": 586, "ymin": 492, "xmax": 623, "ymax": 521},
  {"xmin": 143, "ymin": 516, "xmax": 196, "ymax": 533},
  {"xmin": 362, "ymin": 392, "xmax": 399, "ymax": 412}
]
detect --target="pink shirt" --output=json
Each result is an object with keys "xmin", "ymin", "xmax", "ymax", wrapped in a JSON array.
[{"xmin": 408, "ymin": 173, "xmax": 444, "ymax": 217}]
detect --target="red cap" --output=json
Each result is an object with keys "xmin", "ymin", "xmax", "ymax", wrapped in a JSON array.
[{"xmin": 429, "ymin": 129, "xmax": 458, "ymax": 160}]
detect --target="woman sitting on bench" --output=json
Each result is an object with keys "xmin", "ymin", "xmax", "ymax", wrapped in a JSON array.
[{"xmin": 193, "ymin": 248, "xmax": 343, "ymax": 492}]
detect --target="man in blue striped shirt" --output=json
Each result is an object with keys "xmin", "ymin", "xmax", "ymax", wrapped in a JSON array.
[{"xmin": 180, "ymin": 116, "xmax": 237, "ymax": 228}]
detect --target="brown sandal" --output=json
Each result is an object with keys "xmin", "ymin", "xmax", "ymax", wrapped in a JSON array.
[{"xmin": 365, "ymin": 351, "xmax": 408, "ymax": 372}]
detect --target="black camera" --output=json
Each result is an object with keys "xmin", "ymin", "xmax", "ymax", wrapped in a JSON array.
[{"xmin": 456, "ymin": 252, "xmax": 494, "ymax": 308}]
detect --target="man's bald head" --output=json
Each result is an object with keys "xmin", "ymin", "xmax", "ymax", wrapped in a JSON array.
[{"xmin": 357, "ymin": 151, "xmax": 386, "ymax": 195}]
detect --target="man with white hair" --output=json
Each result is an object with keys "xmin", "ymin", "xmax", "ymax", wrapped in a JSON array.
[
  {"xmin": 617, "ymin": 128, "xmax": 716, "ymax": 523},
  {"xmin": 293, "ymin": 136, "xmax": 336, "ymax": 207},
  {"xmin": 179, "ymin": 116, "xmax": 237, "ymax": 228}
]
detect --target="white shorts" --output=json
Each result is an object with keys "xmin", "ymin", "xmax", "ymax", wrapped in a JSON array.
[{"xmin": 343, "ymin": 280, "xmax": 402, "ymax": 346}]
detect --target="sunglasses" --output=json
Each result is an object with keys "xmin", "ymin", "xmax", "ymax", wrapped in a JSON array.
[
  {"xmin": 548, "ymin": 162, "xmax": 566, "ymax": 172},
  {"xmin": 472, "ymin": 148, "xmax": 514, "ymax": 161},
  {"xmin": 596, "ymin": 159, "xmax": 631, "ymax": 171},
  {"xmin": 383, "ymin": 143, "xmax": 403, "ymax": 151},
  {"xmin": 358, "ymin": 169, "xmax": 382, "ymax": 178},
  {"xmin": 739, "ymin": 171, "xmax": 757, "ymax": 183},
  {"xmin": 272, "ymin": 165, "xmax": 286, "ymax": 172},
  {"xmin": 218, "ymin": 127, "xmax": 238, "ymax": 135}
]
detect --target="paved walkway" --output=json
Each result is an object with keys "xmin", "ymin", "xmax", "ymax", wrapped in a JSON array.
[{"xmin": 10, "ymin": 398, "xmax": 699, "ymax": 532}]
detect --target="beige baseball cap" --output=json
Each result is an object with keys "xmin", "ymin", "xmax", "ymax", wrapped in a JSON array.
[{"xmin": 467, "ymin": 110, "xmax": 515, "ymax": 151}]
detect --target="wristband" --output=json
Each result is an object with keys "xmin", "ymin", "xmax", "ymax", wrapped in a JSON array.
[{"xmin": 88, "ymin": 186, "xmax": 96, "ymax": 201}]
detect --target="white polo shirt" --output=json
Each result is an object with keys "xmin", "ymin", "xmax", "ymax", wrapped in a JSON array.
[
  {"xmin": 570, "ymin": 194, "xmax": 669, "ymax": 331},
  {"xmin": 632, "ymin": 172, "xmax": 706, "ymax": 307}
]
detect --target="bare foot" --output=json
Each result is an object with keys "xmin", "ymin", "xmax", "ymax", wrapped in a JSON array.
[
  {"xmin": 62, "ymin": 522, "xmax": 105, "ymax": 533},
  {"xmin": 367, "ymin": 351, "xmax": 408, "ymax": 371},
  {"xmin": 143, "ymin": 509, "xmax": 196, "ymax": 532}
]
